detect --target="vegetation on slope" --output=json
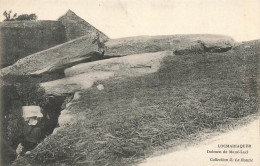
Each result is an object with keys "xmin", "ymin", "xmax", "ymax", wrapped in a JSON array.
[
  {"xmin": 14, "ymin": 40, "xmax": 259, "ymax": 166},
  {"xmin": 3, "ymin": 10, "xmax": 38, "ymax": 21}
]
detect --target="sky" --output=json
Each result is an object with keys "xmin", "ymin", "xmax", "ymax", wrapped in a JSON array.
[{"xmin": 0, "ymin": 0, "xmax": 259, "ymax": 41}]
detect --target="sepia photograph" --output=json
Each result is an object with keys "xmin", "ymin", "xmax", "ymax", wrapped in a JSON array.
[{"xmin": 0, "ymin": 0, "xmax": 259, "ymax": 165}]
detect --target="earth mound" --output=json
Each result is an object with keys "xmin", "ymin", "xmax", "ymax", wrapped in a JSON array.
[
  {"xmin": 0, "ymin": 21, "xmax": 66, "ymax": 67},
  {"xmin": 12, "ymin": 39, "xmax": 259, "ymax": 166}
]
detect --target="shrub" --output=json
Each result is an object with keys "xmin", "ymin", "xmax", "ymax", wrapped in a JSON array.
[
  {"xmin": 3, "ymin": 10, "xmax": 17, "ymax": 21},
  {"xmin": 15, "ymin": 14, "xmax": 37, "ymax": 21},
  {"xmin": 3, "ymin": 10, "xmax": 37, "ymax": 21}
]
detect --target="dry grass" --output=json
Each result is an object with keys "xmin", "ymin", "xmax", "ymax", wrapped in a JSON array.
[{"xmin": 14, "ymin": 40, "xmax": 259, "ymax": 166}]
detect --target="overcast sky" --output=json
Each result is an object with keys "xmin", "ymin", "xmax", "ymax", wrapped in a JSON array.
[{"xmin": 0, "ymin": 0, "xmax": 259, "ymax": 41}]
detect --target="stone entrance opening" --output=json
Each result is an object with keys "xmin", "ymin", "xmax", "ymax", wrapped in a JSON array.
[{"xmin": 1, "ymin": 78, "xmax": 70, "ymax": 165}]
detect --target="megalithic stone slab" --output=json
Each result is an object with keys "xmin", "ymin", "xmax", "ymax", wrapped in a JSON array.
[
  {"xmin": 104, "ymin": 34, "xmax": 234, "ymax": 57},
  {"xmin": 58, "ymin": 9, "xmax": 109, "ymax": 41},
  {"xmin": 0, "ymin": 35, "xmax": 101, "ymax": 76},
  {"xmin": 41, "ymin": 51, "xmax": 173, "ymax": 96}
]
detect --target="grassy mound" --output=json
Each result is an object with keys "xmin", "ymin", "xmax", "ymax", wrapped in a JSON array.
[
  {"xmin": 14, "ymin": 40, "xmax": 259, "ymax": 166},
  {"xmin": 0, "ymin": 21, "xmax": 66, "ymax": 67}
]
